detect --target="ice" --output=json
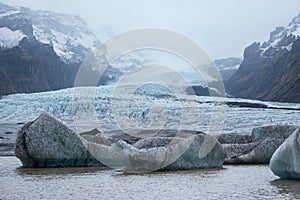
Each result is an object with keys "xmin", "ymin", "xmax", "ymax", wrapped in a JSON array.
[
  {"xmin": 0, "ymin": 9, "xmax": 20, "ymax": 18},
  {"xmin": 291, "ymin": 26, "xmax": 300, "ymax": 37},
  {"xmin": 286, "ymin": 43, "xmax": 293, "ymax": 51},
  {"xmin": 0, "ymin": 86, "xmax": 299, "ymax": 136},
  {"xmin": 270, "ymin": 128, "xmax": 300, "ymax": 179}
]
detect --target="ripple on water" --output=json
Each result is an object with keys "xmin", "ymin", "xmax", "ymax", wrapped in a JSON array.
[{"xmin": 1, "ymin": 157, "xmax": 300, "ymax": 199}]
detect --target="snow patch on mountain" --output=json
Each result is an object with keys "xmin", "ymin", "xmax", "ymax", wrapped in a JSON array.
[
  {"xmin": 30, "ymin": 10, "xmax": 99, "ymax": 63},
  {"xmin": 0, "ymin": 9, "xmax": 20, "ymax": 18},
  {"xmin": 0, "ymin": 3, "xmax": 99, "ymax": 63},
  {"xmin": 0, "ymin": 27, "xmax": 24, "ymax": 48},
  {"xmin": 260, "ymin": 14, "xmax": 300, "ymax": 57}
]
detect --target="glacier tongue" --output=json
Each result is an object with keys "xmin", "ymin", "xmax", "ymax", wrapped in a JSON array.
[{"xmin": 0, "ymin": 86, "xmax": 300, "ymax": 136}]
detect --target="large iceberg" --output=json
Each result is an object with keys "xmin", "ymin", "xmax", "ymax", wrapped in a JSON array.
[
  {"xmin": 270, "ymin": 128, "xmax": 300, "ymax": 180},
  {"xmin": 81, "ymin": 129, "xmax": 225, "ymax": 172}
]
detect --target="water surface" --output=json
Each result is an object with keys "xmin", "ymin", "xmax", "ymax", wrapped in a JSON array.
[{"xmin": 1, "ymin": 157, "xmax": 300, "ymax": 199}]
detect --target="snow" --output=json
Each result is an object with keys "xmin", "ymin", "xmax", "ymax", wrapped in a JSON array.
[
  {"xmin": 0, "ymin": 27, "xmax": 24, "ymax": 48},
  {"xmin": 31, "ymin": 13, "xmax": 99, "ymax": 63},
  {"xmin": 286, "ymin": 43, "xmax": 293, "ymax": 51},
  {"xmin": 217, "ymin": 64, "xmax": 240, "ymax": 71},
  {"xmin": 291, "ymin": 26, "xmax": 300, "ymax": 37},
  {"xmin": 259, "ymin": 14, "xmax": 300, "ymax": 58},
  {"xmin": 0, "ymin": 9, "xmax": 20, "ymax": 18},
  {"xmin": 270, "ymin": 38, "xmax": 281, "ymax": 48},
  {"xmin": 0, "ymin": 3, "xmax": 99, "ymax": 63}
]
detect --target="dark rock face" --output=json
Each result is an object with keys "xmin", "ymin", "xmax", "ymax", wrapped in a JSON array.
[
  {"xmin": 15, "ymin": 113, "xmax": 103, "ymax": 167},
  {"xmin": 0, "ymin": 11, "xmax": 33, "ymax": 36},
  {"xmin": 0, "ymin": 37, "xmax": 79, "ymax": 95},
  {"xmin": 225, "ymin": 14, "xmax": 300, "ymax": 103},
  {"xmin": 226, "ymin": 38, "xmax": 300, "ymax": 103},
  {"xmin": 221, "ymin": 125, "xmax": 299, "ymax": 164},
  {"xmin": 186, "ymin": 85, "xmax": 209, "ymax": 96},
  {"xmin": 270, "ymin": 128, "xmax": 300, "ymax": 180},
  {"xmin": 0, "ymin": 3, "xmax": 123, "ymax": 95}
]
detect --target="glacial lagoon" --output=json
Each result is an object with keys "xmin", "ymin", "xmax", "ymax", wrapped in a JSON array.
[
  {"xmin": 1, "ymin": 157, "xmax": 300, "ymax": 199},
  {"xmin": 1, "ymin": 87, "xmax": 300, "ymax": 199}
]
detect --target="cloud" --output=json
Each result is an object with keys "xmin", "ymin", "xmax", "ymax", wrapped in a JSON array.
[{"xmin": 2, "ymin": 0, "xmax": 300, "ymax": 59}]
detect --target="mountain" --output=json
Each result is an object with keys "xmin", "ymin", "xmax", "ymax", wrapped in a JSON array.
[
  {"xmin": 214, "ymin": 57, "xmax": 242, "ymax": 80},
  {"xmin": 226, "ymin": 14, "xmax": 300, "ymax": 103},
  {"xmin": 0, "ymin": 3, "xmax": 106, "ymax": 95},
  {"xmin": 0, "ymin": 3, "xmax": 99, "ymax": 63}
]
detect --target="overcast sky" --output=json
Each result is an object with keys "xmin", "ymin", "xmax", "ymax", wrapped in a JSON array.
[{"xmin": 2, "ymin": 0, "xmax": 300, "ymax": 59}]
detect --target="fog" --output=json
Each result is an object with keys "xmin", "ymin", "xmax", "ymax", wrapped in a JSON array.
[{"xmin": 2, "ymin": 0, "xmax": 300, "ymax": 59}]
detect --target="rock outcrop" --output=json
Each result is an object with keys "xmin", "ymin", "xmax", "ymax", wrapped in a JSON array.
[
  {"xmin": 270, "ymin": 128, "xmax": 300, "ymax": 180},
  {"xmin": 15, "ymin": 113, "xmax": 103, "ymax": 167},
  {"xmin": 222, "ymin": 125, "xmax": 299, "ymax": 164}
]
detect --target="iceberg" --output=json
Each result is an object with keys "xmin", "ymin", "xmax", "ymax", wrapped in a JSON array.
[{"xmin": 270, "ymin": 128, "xmax": 300, "ymax": 180}]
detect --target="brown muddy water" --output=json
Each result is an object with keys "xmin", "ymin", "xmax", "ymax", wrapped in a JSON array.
[{"xmin": 1, "ymin": 157, "xmax": 300, "ymax": 200}]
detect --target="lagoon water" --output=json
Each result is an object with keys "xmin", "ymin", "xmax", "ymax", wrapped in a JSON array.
[
  {"xmin": 1, "ymin": 157, "xmax": 300, "ymax": 200},
  {"xmin": 1, "ymin": 87, "xmax": 300, "ymax": 199}
]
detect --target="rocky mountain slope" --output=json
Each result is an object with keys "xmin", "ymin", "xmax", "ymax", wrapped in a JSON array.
[
  {"xmin": 0, "ymin": 3, "xmax": 99, "ymax": 63},
  {"xmin": 0, "ymin": 3, "xmax": 104, "ymax": 95},
  {"xmin": 214, "ymin": 57, "xmax": 242, "ymax": 80},
  {"xmin": 226, "ymin": 14, "xmax": 300, "ymax": 103}
]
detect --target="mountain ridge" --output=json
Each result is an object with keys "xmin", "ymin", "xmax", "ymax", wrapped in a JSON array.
[
  {"xmin": 226, "ymin": 14, "xmax": 300, "ymax": 103},
  {"xmin": 0, "ymin": 2, "xmax": 99, "ymax": 64},
  {"xmin": 0, "ymin": 3, "xmax": 100, "ymax": 95}
]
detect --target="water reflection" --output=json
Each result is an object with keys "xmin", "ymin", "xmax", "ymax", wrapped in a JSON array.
[
  {"xmin": 271, "ymin": 179, "xmax": 300, "ymax": 197},
  {"xmin": 2, "ymin": 157, "xmax": 300, "ymax": 199},
  {"xmin": 116, "ymin": 167, "xmax": 225, "ymax": 176},
  {"xmin": 16, "ymin": 166, "xmax": 109, "ymax": 176}
]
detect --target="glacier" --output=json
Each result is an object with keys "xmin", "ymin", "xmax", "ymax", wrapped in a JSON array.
[{"xmin": 0, "ymin": 86, "xmax": 299, "ymax": 136}]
